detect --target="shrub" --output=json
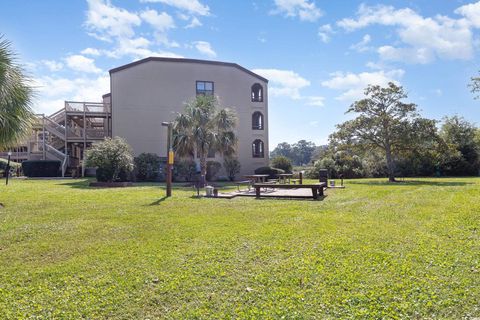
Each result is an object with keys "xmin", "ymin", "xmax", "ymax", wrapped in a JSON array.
[
  {"xmin": 271, "ymin": 156, "xmax": 292, "ymax": 173},
  {"xmin": 254, "ymin": 166, "xmax": 285, "ymax": 179},
  {"xmin": 173, "ymin": 159, "xmax": 196, "ymax": 182},
  {"xmin": 85, "ymin": 137, "xmax": 134, "ymax": 182},
  {"xmin": 306, "ymin": 158, "xmax": 335, "ymax": 179},
  {"xmin": 22, "ymin": 160, "xmax": 61, "ymax": 177},
  {"xmin": 0, "ymin": 158, "xmax": 22, "ymax": 176},
  {"xmin": 206, "ymin": 161, "xmax": 222, "ymax": 181},
  {"xmin": 134, "ymin": 153, "xmax": 164, "ymax": 181},
  {"xmin": 223, "ymin": 157, "xmax": 241, "ymax": 181}
]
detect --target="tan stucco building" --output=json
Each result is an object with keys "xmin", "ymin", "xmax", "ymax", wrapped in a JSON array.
[
  {"xmin": 2, "ymin": 57, "xmax": 269, "ymax": 178},
  {"xmin": 109, "ymin": 57, "xmax": 269, "ymax": 177}
]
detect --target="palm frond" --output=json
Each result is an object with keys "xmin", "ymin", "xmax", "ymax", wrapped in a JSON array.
[{"xmin": 0, "ymin": 34, "xmax": 35, "ymax": 149}]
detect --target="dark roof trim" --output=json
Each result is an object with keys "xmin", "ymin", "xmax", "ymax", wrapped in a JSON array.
[
  {"xmin": 109, "ymin": 57, "xmax": 268, "ymax": 83},
  {"xmin": 102, "ymin": 93, "xmax": 111, "ymax": 98}
]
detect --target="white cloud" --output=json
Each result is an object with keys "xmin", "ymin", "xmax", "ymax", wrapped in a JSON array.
[
  {"xmin": 81, "ymin": 47, "xmax": 101, "ymax": 56},
  {"xmin": 272, "ymin": 0, "xmax": 323, "ymax": 22},
  {"xmin": 65, "ymin": 55, "xmax": 102, "ymax": 73},
  {"xmin": 321, "ymin": 69, "xmax": 405, "ymax": 101},
  {"xmin": 305, "ymin": 96, "xmax": 325, "ymax": 107},
  {"xmin": 33, "ymin": 75, "xmax": 110, "ymax": 114},
  {"xmin": 455, "ymin": 1, "xmax": 480, "ymax": 28},
  {"xmin": 85, "ymin": 0, "xmax": 141, "ymax": 41},
  {"xmin": 140, "ymin": 9, "xmax": 175, "ymax": 32},
  {"xmin": 140, "ymin": 9, "xmax": 178, "ymax": 47},
  {"xmin": 186, "ymin": 17, "xmax": 202, "ymax": 28},
  {"xmin": 41, "ymin": 60, "xmax": 63, "ymax": 72},
  {"xmin": 309, "ymin": 120, "xmax": 319, "ymax": 127},
  {"xmin": 140, "ymin": 0, "xmax": 210, "ymax": 16},
  {"xmin": 252, "ymin": 68, "xmax": 324, "ymax": 106},
  {"xmin": 350, "ymin": 34, "xmax": 372, "ymax": 53},
  {"xmin": 318, "ymin": 24, "xmax": 333, "ymax": 43},
  {"xmin": 337, "ymin": 4, "xmax": 475, "ymax": 63},
  {"xmin": 252, "ymin": 68, "xmax": 310, "ymax": 99},
  {"xmin": 193, "ymin": 41, "xmax": 216, "ymax": 58}
]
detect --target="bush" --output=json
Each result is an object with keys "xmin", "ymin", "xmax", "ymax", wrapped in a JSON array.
[
  {"xmin": 173, "ymin": 159, "xmax": 196, "ymax": 182},
  {"xmin": 206, "ymin": 161, "xmax": 222, "ymax": 181},
  {"xmin": 0, "ymin": 158, "xmax": 22, "ymax": 176},
  {"xmin": 22, "ymin": 160, "xmax": 61, "ymax": 177},
  {"xmin": 134, "ymin": 153, "xmax": 164, "ymax": 181},
  {"xmin": 223, "ymin": 157, "xmax": 241, "ymax": 181},
  {"xmin": 271, "ymin": 156, "xmax": 292, "ymax": 173},
  {"xmin": 85, "ymin": 137, "xmax": 134, "ymax": 182},
  {"xmin": 254, "ymin": 166, "xmax": 285, "ymax": 179}
]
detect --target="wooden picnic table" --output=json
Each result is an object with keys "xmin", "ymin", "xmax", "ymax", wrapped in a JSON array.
[
  {"xmin": 277, "ymin": 173, "xmax": 293, "ymax": 184},
  {"xmin": 244, "ymin": 174, "xmax": 269, "ymax": 183},
  {"xmin": 253, "ymin": 182, "xmax": 327, "ymax": 200}
]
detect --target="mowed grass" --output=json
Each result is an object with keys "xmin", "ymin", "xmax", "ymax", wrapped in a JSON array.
[{"xmin": 0, "ymin": 178, "xmax": 479, "ymax": 319}]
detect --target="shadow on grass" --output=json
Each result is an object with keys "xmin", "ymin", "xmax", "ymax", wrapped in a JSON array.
[
  {"xmin": 253, "ymin": 195, "xmax": 327, "ymax": 201},
  {"xmin": 148, "ymin": 196, "xmax": 168, "ymax": 206},
  {"xmin": 348, "ymin": 180, "xmax": 473, "ymax": 187},
  {"xmin": 59, "ymin": 179, "xmax": 92, "ymax": 189}
]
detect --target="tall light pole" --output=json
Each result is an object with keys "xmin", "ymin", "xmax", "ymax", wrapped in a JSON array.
[
  {"xmin": 5, "ymin": 151, "xmax": 12, "ymax": 186},
  {"xmin": 162, "ymin": 122, "xmax": 174, "ymax": 197}
]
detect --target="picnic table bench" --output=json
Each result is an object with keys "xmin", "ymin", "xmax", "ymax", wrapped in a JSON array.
[
  {"xmin": 235, "ymin": 180, "xmax": 252, "ymax": 191},
  {"xmin": 253, "ymin": 182, "xmax": 327, "ymax": 200}
]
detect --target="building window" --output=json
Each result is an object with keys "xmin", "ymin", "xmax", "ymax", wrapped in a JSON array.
[
  {"xmin": 196, "ymin": 81, "xmax": 214, "ymax": 96},
  {"xmin": 251, "ymin": 83, "xmax": 263, "ymax": 102},
  {"xmin": 252, "ymin": 111, "xmax": 264, "ymax": 130},
  {"xmin": 252, "ymin": 139, "xmax": 264, "ymax": 158}
]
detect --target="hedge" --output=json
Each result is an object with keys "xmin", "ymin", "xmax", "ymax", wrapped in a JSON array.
[{"xmin": 22, "ymin": 160, "xmax": 61, "ymax": 177}]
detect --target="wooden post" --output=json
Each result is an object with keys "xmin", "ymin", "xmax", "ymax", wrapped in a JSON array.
[
  {"xmin": 162, "ymin": 122, "xmax": 174, "ymax": 197},
  {"xmin": 299, "ymin": 171, "xmax": 303, "ymax": 185}
]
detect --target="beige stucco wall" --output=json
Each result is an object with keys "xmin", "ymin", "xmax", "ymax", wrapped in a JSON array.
[{"xmin": 111, "ymin": 59, "xmax": 269, "ymax": 177}]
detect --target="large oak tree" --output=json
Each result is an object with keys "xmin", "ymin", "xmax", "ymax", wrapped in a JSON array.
[{"xmin": 331, "ymin": 82, "xmax": 437, "ymax": 182}]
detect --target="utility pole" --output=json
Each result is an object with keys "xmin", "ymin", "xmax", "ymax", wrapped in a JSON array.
[{"xmin": 162, "ymin": 122, "xmax": 174, "ymax": 197}]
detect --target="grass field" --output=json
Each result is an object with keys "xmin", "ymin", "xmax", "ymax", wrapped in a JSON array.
[{"xmin": 0, "ymin": 178, "xmax": 479, "ymax": 319}]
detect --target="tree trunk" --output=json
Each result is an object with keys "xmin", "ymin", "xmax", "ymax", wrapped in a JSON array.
[
  {"xmin": 385, "ymin": 144, "xmax": 396, "ymax": 182},
  {"xmin": 200, "ymin": 154, "xmax": 207, "ymax": 181}
]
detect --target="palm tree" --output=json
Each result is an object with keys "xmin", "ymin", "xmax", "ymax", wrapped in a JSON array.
[
  {"xmin": 0, "ymin": 35, "xmax": 34, "ymax": 149},
  {"xmin": 173, "ymin": 95, "xmax": 237, "ymax": 179}
]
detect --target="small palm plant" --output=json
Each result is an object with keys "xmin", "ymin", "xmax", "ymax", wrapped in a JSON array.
[
  {"xmin": 0, "ymin": 35, "xmax": 34, "ymax": 149},
  {"xmin": 173, "ymin": 95, "xmax": 237, "ymax": 178}
]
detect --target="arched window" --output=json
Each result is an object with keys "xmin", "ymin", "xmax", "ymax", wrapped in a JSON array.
[
  {"xmin": 251, "ymin": 83, "xmax": 263, "ymax": 102},
  {"xmin": 252, "ymin": 139, "xmax": 264, "ymax": 158},
  {"xmin": 252, "ymin": 112, "xmax": 264, "ymax": 130}
]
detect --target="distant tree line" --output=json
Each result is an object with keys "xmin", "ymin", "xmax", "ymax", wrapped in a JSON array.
[
  {"xmin": 271, "ymin": 82, "xmax": 480, "ymax": 181},
  {"xmin": 270, "ymin": 140, "xmax": 318, "ymax": 166}
]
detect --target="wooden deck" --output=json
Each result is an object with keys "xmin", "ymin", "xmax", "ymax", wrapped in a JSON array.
[{"xmin": 214, "ymin": 187, "xmax": 326, "ymax": 200}]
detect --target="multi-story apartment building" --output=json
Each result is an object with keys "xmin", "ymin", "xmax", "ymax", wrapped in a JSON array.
[{"xmin": 1, "ymin": 57, "xmax": 269, "ymax": 177}]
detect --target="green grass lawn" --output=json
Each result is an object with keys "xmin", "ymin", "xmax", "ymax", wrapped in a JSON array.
[{"xmin": 0, "ymin": 178, "xmax": 479, "ymax": 319}]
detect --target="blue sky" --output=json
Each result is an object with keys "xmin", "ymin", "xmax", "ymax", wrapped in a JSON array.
[{"xmin": 2, "ymin": 0, "xmax": 480, "ymax": 149}]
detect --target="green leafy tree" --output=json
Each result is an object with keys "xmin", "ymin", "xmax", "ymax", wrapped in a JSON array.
[
  {"xmin": 271, "ymin": 155, "xmax": 293, "ymax": 173},
  {"xmin": 85, "ymin": 137, "xmax": 134, "ymax": 182},
  {"xmin": 439, "ymin": 116, "xmax": 479, "ymax": 175},
  {"xmin": 331, "ymin": 82, "xmax": 437, "ymax": 182},
  {"xmin": 223, "ymin": 157, "xmax": 241, "ymax": 181},
  {"xmin": 270, "ymin": 142, "xmax": 293, "ymax": 160},
  {"xmin": 469, "ymin": 71, "xmax": 480, "ymax": 99},
  {"xmin": 0, "ymin": 35, "xmax": 34, "ymax": 149},
  {"xmin": 292, "ymin": 140, "xmax": 316, "ymax": 165},
  {"xmin": 173, "ymin": 95, "xmax": 237, "ymax": 178}
]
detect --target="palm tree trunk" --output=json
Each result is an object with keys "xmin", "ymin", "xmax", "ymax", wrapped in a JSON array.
[{"xmin": 200, "ymin": 153, "xmax": 207, "ymax": 181}]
